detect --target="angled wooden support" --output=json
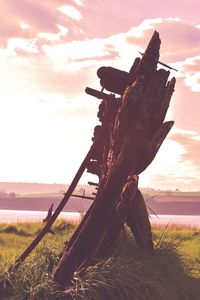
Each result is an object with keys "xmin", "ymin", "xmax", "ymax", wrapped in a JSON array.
[
  {"xmin": 88, "ymin": 181, "xmax": 99, "ymax": 187},
  {"xmin": 7, "ymin": 126, "xmax": 107, "ymax": 273},
  {"xmin": 72, "ymin": 194, "xmax": 95, "ymax": 201}
]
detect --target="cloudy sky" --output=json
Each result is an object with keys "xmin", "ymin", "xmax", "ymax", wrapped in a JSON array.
[{"xmin": 0, "ymin": 0, "xmax": 200, "ymax": 191}]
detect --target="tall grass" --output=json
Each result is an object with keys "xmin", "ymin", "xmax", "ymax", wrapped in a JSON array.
[{"xmin": 0, "ymin": 222, "xmax": 200, "ymax": 299}]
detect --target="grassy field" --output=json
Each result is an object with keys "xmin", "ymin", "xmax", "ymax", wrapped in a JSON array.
[{"xmin": 0, "ymin": 221, "xmax": 200, "ymax": 299}]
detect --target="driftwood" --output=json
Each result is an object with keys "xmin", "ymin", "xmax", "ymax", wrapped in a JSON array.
[{"xmin": 53, "ymin": 31, "xmax": 176, "ymax": 286}]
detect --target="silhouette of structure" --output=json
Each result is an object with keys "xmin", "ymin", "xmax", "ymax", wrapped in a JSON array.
[
  {"xmin": 54, "ymin": 31, "xmax": 176, "ymax": 286},
  {"xmin": 7, "ymin": 31, "xmax": 176, "ymax": 288}
]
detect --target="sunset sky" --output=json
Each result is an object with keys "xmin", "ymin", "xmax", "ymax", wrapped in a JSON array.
[{"xmin": 0, "ymin": 0, "xmax": 200, "ymax": 191}]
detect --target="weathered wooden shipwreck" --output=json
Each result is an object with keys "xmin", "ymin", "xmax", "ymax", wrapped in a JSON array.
[{"xmin": 8, "ymin": 31, "xmax": 176, "ymax": 288}]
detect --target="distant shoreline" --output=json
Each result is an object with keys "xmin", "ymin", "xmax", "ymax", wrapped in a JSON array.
[
  {"xmin": 1, "ymin": 210, "xmax": 200, "ymax": 228},
  {"xmin": 0, "ymin": 196, "xmax": 92, "ymax": 213},
  {"xmin": 1, "ymin": 195, "xmax": 200, "ymax": 216}
]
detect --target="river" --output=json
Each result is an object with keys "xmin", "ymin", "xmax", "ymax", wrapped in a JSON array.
[{"xmin": 1, "ymin": 209, "xmax": 200, "ymax": 228}]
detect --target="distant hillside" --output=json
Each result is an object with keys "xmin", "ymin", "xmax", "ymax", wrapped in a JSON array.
[
  {"xmin": 0, "ymin": 182, "xmax": 199, "ymax": 198},
  {"xmin": 0, "ymin": 182, "xmax": 67, "ymax": 194},
  {"xmin": 1, "ymin": 183, "xmax": 200, "ymax": 215},
  {"xmin": 1, "ymin": 194, "xmax": 200, "ymax": 215},
  {"xmin": 0, "ymin": 182, "xmax": 94, "ymax": 195},
  {"xmin": 0, "ymin": 196, "xmax": 92, "ymax": 212}
]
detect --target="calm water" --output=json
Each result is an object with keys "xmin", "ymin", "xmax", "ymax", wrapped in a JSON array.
[
  {"xmin": 149, "ymin": 214, "xmax": 200, "ymax": 228},
  {"xmin": 0, "ymin": 210, "xmax": 81, "ymax": 223},
  {"xmin": 1, "ymin": 209, "xmax": 200, "ymax": 228}
]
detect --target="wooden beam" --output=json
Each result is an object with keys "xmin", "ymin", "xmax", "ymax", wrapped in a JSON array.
[{"xmin": 72, "ymin": 194, "xmax": 95, "ymax": 201}]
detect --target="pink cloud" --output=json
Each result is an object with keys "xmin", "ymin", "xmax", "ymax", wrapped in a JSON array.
[
  {"xmin": 149, "ymin": 174, "xmax": 200, "ymax": 191},
  {"xmin": 0, "ymin": 0, "xmax": 83, "ymax": 45},
  {"xmin": 1, "ymin": 0, "xmax": 200, "ymax": 188},
  {"xmin": 1, "ymin": 2, "xmax": 200, "ymax": 63},
  {"xmin": 127, "ymin": 19, "xmax": 200, "ymax": 62},
  {"xmin": 170, "ymin": 132, "xmax": 200, "ymax": 168},
  {"xmin": 73, "ymin": 0, "xmax": 200, "ymax": 40},
  {"xmin": 183, "ymin": 57, "xmax": 200, "ymax": 74},
  {"xmin": 6, "ymin": 0, "xmax": 58, "ymax": 31},
  {"xmin": 12, "ymin": 53, "xmax": 95, "ymax": 94},
  {"xmin": 181, "ymin": 56, "xmax": 200, "ymax": 92},
  {"xmin": 0, "ymin": 0, "xmax": 200, "ymax": 51},
  {"xmin": 72, "ymin": 47, "xmax": 120, "ymax": 62},
  {"xmin": 170, "ymin": 78, "xmax": 200, "ymax": 132}
]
